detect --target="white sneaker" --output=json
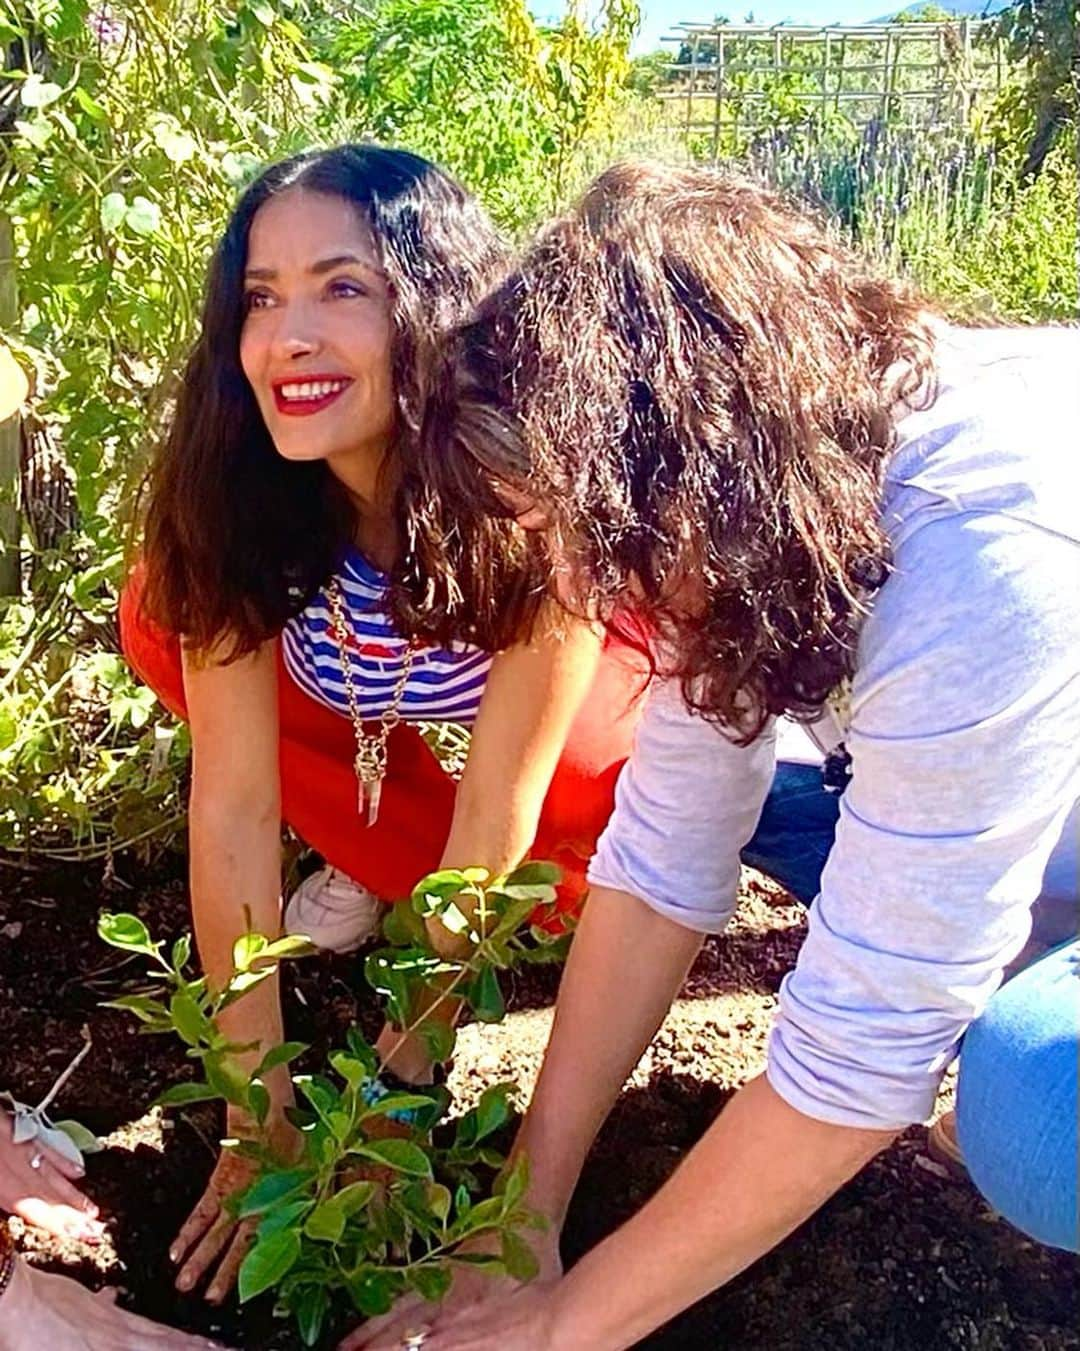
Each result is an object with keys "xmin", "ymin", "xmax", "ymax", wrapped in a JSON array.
[{"xmin": 283, "ymin": 866, "xmax": 385, "ymax": 954}]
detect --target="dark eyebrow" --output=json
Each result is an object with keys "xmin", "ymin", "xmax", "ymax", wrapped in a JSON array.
[{"xmin": 244, "ymin": 254, "xmax": 385, "ymax": 282}]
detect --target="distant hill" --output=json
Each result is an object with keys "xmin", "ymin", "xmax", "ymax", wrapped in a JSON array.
[{"xmin": 871, "ymin": 1, "xmax": 1009, "ymax": 18}]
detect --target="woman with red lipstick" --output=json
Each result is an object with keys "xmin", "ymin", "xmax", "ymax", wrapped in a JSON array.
[{"xmin": 120, "ymin": 144, "xmax": 645, "ymax": 1305}]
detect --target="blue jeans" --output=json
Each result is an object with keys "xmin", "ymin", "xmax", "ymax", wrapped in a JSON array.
[{"xmin": 742, "ymin": 761, "xmax": 1080, "ymax": 1252}]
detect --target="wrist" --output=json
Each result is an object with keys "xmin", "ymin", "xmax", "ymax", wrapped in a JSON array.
[{"xmin": 545, "ymin": 1276, "xmax": 599, "ymax": 1351}]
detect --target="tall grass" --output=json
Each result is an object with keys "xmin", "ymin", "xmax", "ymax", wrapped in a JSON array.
[{"xmin": 741, "ymin": 122, "xmax": 1078, "ymax": 323}]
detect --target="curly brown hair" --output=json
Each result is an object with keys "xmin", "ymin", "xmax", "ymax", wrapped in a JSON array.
[
  {"xmin": 140, "ymin": 143, "xmax": 543, "ymax": 657},
  {"xmin": 432, "ymin": 160, "xmax": 937, "ymax": 738}
]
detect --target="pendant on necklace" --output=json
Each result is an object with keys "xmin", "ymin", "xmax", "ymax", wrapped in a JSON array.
[{"xmin": 355, "ymin": 753, "xmax": 384, "ymax": 826}]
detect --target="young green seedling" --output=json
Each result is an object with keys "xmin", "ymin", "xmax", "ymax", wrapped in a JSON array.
[
  {"xmin": 367, "ymin": 860, "xmax": 572, "ymax": 1065},
  {"xmin": 97, "ymin": 909, "xmax": 547, "ymax": 1347}
]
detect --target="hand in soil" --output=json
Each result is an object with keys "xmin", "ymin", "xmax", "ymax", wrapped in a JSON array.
[
  {"xmin": 338, "ymin": 1231, "xmax": 562, "ymax": 1350},
  {"xmin": 344, "ymin": 1280, "xmax": 564, "ymax": 1351},
  {"xmin": 0, "ymin": 1110, "xmax": 105, "ymax": 1244},
  {"xmin": 0, "ymin": 1258, "xmax": 230, "ymax": 1350},
  {"xmin": 170, "ymin": 1107, "xmax": 297, "ymax": 1304}
]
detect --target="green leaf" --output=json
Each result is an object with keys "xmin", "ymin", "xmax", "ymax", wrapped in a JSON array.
[
  {"xmin": 232, "ymin": 932, "xmax": 268, "ymax": 972},
  {"xmin": 293, "ymin": 1284, "xmax": 330, "ymax": 1347},
  {"xmin": 501, "ymin": 1230, "xmax": 539, "ymax": 1282},
  {"xmin": 382, "ymin": 899, "xmax": 427, "ymax": 947},
  {"xmin": 411, "ymin": 869, "xmax": 469, "ymax": 912},
  {"xmin": 238, "ymin": 1229, "xmax": 301, "ymax": 1302},
  {"xmin": 352, "ymin": 1138, "xmax": 433, "ymax": 1179},
  {"xmin": 73, "ymin": 87, "xmax": 107, "ymax": 121},
  {"xmin": 304, "ymin": 1199, "xmax": 346, "ymax": 1243},
  {"xmin": 427, "ymin": 1182, "xmax": 452, "ymax": 1224},
  {"xmin": 417, "ymin": 1017, "xmax": 456, "ymax": 1065},
  {"xmin": 490, "ymin": 895, "xmax": 543, "ymax": 940},
  {"xmin": 220, "ymin": 967, "xmax": 274, "ymax": 1004},
  {"xmin": 51, "ymin": 1119, "xmax": 102, "ymax": 1155},
  {"xmin": 249, "ymin": 1079, "xmax": 271, "ymax": 1125},
  {"xmin": 474, "ymin": 1084, "xmax": 513, "ymax": 1141},
  {"xmin": 412, "ymin": 1263, "xmax": 453, "ymax": 1302},
  {"xmin": 153, "ymin": 1081, "xmax": 220, "ymax": 1108},
  {"xmin": 333, "ymin": 1180, "xmax": 377, "ymax": 1216},
  {"xmin": 466, "ymin": 965, "xmax": 505, "ymax": 1024},
  {"xmin": 347, "ymin": 1267, "xmax": 402, "ymax": 1318},
  {"xmin": 103, "ymin": 993, "xmax": 170, "ymax": 1026},
  {"xmin": 125, "ymin": 196, "xmax": 161, "ymax": 238},
  {"xmin": 255, "ymin": 1198, "xmax": 311, "ymax": 1239},
  {"xmin": 203, "ymin": 1052, "xmax": 254, "ymax": 1106},
  {"xmin": 328, "ymin": 1051, "xmax": 366, "ymax": 1088},
  {"xmin": 327, "ymin": 1109, "xmax": 352, "ymax": 1142},
  {"xmin": 450, "ymin": 1251, "xmax": 504, "ymax": 1269},
  {"xmin": 98, "ymin": 912, "xmax": 154, "ymax": 953},
  {"xmin": 295, "ymin": 1074, "xmax": 341, "ymax": 1118},
  {"xmin": 255, "ymin": 1041, "xmax": 307, "ymax": 1078},
  {"xmin": 494, "ymin": 1152, "xmax": 529, "ymax": 1209},
  {"xmin": 504, "ymin": 861, "xmax": 562, "ymax": 887},
  {"xmin": 20, "ymin": 74, "xmax": 62, "ymax": 108},
  {"xmin": 236, "ymin": 1167, "xmax": 314, "ymax": 1218},
  {"xmin": 258, "ymin": 934, "xmax": 317, "ymax": 961},
  {"xmin": 248, "ymin": 0, "xmax": 276, "ymax": 26},
  {"xmin": 171, "ymin": 934, "xmax": 192, "ymax": 970},
  {"xmin": 170, "ymin": 992, "xmax": 209, "ymax": 1047},
  {"xmin": 345, "ymin": 1027, "xmax": 379, "ymax": 1076},
  {"xmin": 361, "ymin": 1091, "xmax": 439, "ymax": 1118}
]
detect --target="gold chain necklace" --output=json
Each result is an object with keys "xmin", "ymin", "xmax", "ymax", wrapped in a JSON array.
[{"xmin": 327, "ymin": 576, "xmax": 415, "ymax": 826}]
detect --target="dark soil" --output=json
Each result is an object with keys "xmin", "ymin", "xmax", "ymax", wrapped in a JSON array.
[{"xmin": 1, "ymin": 858, "xmax": 1076, "ymax": 1350}]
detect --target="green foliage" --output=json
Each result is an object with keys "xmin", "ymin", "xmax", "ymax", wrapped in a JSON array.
[
  {"xmin": 367, "ymin": 862, "xmax": 571, "ymax": 1067},
  {"xmin": 987, "ymin": 0, "xmax": 1078, "ymax": 175},
  {"xmin": 325, "ymin": 0, "xmax": 640, "ymax": 228},
  {"xmin": 0, "ymin": 0, "xmax": 334, "ymax": 860},
  {"xmin": 0, "ymin": 591, "xmax": 190, "ymax": 856},
  {"xmin": 97, "ymin": 901, "xmax": 548, "ymax": 1345}
]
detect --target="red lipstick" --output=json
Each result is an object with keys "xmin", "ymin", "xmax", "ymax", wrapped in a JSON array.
[{"xmin": 271, "ymin": 374, "xmax": 352, "ymax": 418}]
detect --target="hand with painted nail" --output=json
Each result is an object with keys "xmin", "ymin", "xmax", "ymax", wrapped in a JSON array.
[
  {"xmin": 0, "ymin": 1257, "xmax": 232, "ymax": 1349},
  {"xmin": 170, "ymin": 1106, "xmax": 298, "ymax": 1304},
  {"xmin": 0, "ymin": 1109, "xmax": 105, "ymax": 1245}
]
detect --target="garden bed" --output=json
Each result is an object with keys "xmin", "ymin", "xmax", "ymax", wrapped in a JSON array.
[{"xmin": 1, "ymin": 859, "xmax": 1076, "ymax": 1350}]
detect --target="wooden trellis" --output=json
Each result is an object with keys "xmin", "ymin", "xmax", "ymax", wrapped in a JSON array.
[{"xmin": 659, "ymin": 20, "xmax": 1005, "ymax": 154}]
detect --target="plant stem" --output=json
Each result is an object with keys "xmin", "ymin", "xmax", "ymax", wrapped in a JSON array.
[{"xmin": 35, "ymin": 1026, "xmax": 92, "ymax": 1114}]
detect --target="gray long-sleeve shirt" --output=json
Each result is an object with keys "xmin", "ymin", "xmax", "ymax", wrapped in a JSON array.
[{"xmin": 588, "ymin": 325, "xmax": 1080, "ymax": 1130}]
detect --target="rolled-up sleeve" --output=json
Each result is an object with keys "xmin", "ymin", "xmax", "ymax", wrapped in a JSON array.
[
  {"xmin": 769, "ymin": 511, "xmax": 1080, "ymax": 1130},
  {"xmin": 588, "ymin": 678, "xmax": 776, "ymax": 933}
]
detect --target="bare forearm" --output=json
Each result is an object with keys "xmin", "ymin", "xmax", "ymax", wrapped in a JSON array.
[
  {"xmin": 550, "ymin": 1074, "xmax": 896, "ymax": 1349},
  {"xmin": 514, "ymin": 887, "xmax": 704, "ymax": 1226},
  {"xmin": 188, "ymin": 798, "xmax": 284, "ymax": 1060}
]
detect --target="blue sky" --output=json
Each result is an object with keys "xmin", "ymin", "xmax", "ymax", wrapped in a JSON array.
[
  {"xmin": 530, "ymin": 3, "xmax": 895, "ymax": 52},
  {"xmin": 632, "ymin": 2, "xmax": 885, "ymax": 50}
]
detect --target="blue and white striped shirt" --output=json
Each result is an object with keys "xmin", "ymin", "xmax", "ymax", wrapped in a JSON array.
[{"xmin": 281, "ymin": 550, "xmax": 492, "ymax": 725}]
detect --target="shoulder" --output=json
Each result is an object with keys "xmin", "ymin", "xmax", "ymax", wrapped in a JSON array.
[{"xmin": 883, "ymin": 325, "xmax": 1080, "ymax": 550}]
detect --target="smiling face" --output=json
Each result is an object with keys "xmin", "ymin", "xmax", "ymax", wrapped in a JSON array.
[{"xmin": 239, "ymin": 188, "xmax": 396, "ymax": 489}]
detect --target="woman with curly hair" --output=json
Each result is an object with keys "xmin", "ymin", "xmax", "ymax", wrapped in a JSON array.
[
  {"xmin": 348, "ymin": 162, "xmax": 1079, "ymax": 1349},
  {"xmin": 121, "ymin": 144, "xmax": 647, "ymax": 1309}
]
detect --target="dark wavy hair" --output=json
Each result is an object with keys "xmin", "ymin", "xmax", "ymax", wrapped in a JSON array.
[
  {"xmin": 140, "ymin": 142, "xmax": 540, "ymax": 655},
  {"xmin": 432, "ymin": 160, "xmax": 937, "ymax": 739}
]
